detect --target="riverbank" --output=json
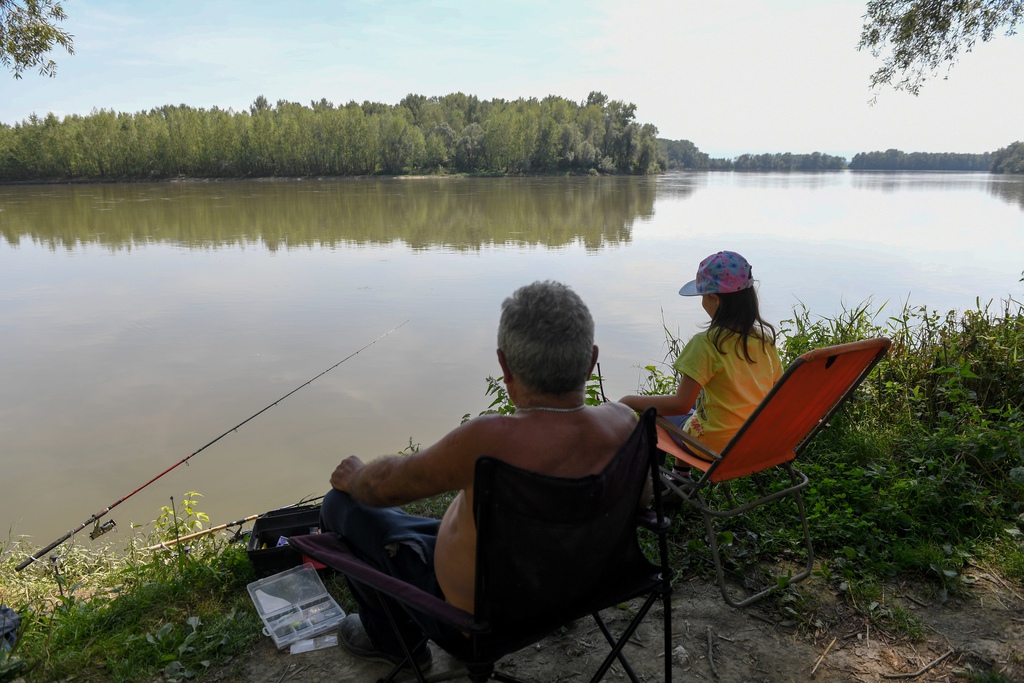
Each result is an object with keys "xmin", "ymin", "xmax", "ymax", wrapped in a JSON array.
[
  {"xmin": 233, "ymin": 567, "xmax": 1024, "ymax": 683},
  {"xmin": 3, "ymin": 296, "xmax": 1023, "ymax": 682},
  {"xmin": 4, "ymin": 523, "xmax": 1022, "ymax": 683}
]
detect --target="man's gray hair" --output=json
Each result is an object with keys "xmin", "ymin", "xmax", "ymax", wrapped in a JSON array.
[{"xmin": 498, "ymin": 280, "xmax": 595, "ymax": 395}]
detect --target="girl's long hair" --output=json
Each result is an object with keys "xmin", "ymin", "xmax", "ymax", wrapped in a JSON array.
[{"xmin": 707, "ymin": 286, "xmax": 777, "ymax": 362}]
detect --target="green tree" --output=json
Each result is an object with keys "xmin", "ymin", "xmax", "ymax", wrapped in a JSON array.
[
  {"xmin": 859, "ymin": 0, "xmax": 1024, "ymax": 94},
  {"xmin": 378, "ymin": 111, "xmax": 423, "ymax": 174},
  {"xmin": 556, "ymin": 122, "xmax": 587, "ymax": 170},
  {"xmin": 341, "ymin": 103, "xmax": 378, "ymax": 174},
  {"xmin": 659, "ymin": 138, "xmax": 711, "ymax": 170},
  {"xmin": 1, "ymin": 0, "xmax": 74, "ymax": 77},
  {"xmin": 632, "ymin": 123, "xmax": 662, "ymax": 174},
  {"xmin": 991, "ymin": 141, "xmax": 1024, "ymax": 173},
  {"xmin": 422, "ymin": 123, "xmax": 454, "ymax": 170},
  {"xmin": 455, "ymin": 122, "xmax": 485, "ymax": 171}
]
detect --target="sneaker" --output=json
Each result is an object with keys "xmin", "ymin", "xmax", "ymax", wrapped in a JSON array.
[{"xmin": 337, "ymin": 614, "xmax": 432, "ymax": 669}]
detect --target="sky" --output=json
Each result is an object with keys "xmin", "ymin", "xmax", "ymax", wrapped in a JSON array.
[{"xmin": 2, "ymin": 0, "xmax": 1022, "ymax": 159}]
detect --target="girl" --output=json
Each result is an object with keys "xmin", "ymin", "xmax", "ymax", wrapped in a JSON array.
[{"xmin": 619, "ymin": 251, "xmax": 782, "ymax": 467}]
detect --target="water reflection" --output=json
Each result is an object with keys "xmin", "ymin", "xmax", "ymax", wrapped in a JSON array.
[
  {"xmin": 850, "ymin": 171, "xmax": 998, "ymax": 195},
  {"xmin": 728, "ymin": 172, "xmax": 845, "ymax": 190},
  {"xmin": 0, "ymin": 176, "xmax": 658, "ymax": 252},
  {"xmin": 988, "ymin": 177, "xmax": 1024, "ymax": 210}
]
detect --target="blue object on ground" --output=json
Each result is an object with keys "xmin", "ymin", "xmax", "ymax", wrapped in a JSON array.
[{"xmin": 1, "ymin": 605, "xmax": 21, "ymax": 652}]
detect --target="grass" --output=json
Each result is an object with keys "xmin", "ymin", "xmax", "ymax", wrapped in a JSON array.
[
  {"xmin": 629, "ymin": 292, "xmax": 1024, "ymax": 630},
  {"xmin": 3, "ymin": 293, "xmax": 1024, "ymax": 681},
  {"xmin": 1, "ymin": 494, "xmax": 267, "ymax": 683}
]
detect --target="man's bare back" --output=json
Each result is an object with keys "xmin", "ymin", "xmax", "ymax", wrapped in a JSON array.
[
  {"xmin": 331, "ymin": 399, "xmax": 637, "ymax": 612},
  {"xmin": 433, "ymin": 401, "xmax": 637, "ymax": 611}
]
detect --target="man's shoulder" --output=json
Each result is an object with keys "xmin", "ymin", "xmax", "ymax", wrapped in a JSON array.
[
  {"xmin": 591, "ymin": 400, "xmax": 639, "ymax": 422},
  {"xmin": 459, "ymin": 402, "xmax": 636, "ymax": 440}
]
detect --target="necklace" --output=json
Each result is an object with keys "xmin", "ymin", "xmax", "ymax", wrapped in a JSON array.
[{"xmin": 515, "ymin": 404, "xmax": 586, "ymax": 414}]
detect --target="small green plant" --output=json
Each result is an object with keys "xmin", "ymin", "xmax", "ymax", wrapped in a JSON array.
[
  {"xmin": 478, "ymin": 372, "xmax": 609, "ymax": 416},
  {"xmin": 771, "ymin": 584, "xmax": 818, "ymax": 630},
  {"xmin": 153, "ymin": 492, "xmax": 210, "ymax": 543}
]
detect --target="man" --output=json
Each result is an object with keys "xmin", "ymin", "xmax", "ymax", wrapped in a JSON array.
[{"xmin": 322, "ymin": 280, "xmax": 638, "ymax": 667}]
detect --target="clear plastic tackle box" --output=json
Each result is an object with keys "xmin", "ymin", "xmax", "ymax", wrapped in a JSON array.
[{"xmin": 246, "ymin": 563, "xmax": 345, "ymax": 649}]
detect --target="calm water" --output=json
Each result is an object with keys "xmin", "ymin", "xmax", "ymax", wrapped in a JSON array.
[{"xmin": 2, "ymin": 173, "xmax": 1023, "ymax": 549}]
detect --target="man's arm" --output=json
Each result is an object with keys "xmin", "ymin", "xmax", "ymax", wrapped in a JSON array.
[{"xmin": 330, "ymin": 417, "xmax": 491, "ymax": 507}]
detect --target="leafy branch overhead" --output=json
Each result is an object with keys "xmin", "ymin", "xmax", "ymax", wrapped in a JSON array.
[
  {"xmin": 0, "ymin": 0, "xmax": 74, "ymax": 78},
  {"xmin": 859, "ymin": 0, "xmax": 1024, "ymax": 94}
]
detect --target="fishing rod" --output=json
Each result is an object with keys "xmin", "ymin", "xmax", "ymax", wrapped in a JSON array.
[
  {"xmin": 145, "ymin": 493, "xmax": 325, "ymax": 552},
  {"xmin": 15, "ymin": 323, "xmax": 408, "ymax": 572},
  {"xmin": 146, "ymin": 514, "xmax": 259, "ymax": 552}
]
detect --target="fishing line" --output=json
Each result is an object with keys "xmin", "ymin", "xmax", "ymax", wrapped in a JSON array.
[{"xmin": 15, "ymin": 322, "xmax": 408, "ymax": 571}]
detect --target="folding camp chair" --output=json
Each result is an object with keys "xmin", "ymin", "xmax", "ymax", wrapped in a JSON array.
[
  {"xmin": 289, "ymin": 407, "xmax": 674, "ymax": 683},
  {"xmin": 657, "ymin": 338, "xmax": 891, "ymax": 608}
]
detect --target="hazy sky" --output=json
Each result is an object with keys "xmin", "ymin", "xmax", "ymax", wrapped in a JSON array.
[{"xmin": 2, "ymin": 0, "xmax": 1021, "ymax": 158}]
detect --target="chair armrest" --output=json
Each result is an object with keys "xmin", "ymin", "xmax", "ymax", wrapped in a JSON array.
[
  {"xmin": 655, "ymin": 416, "xmax": 721, "ymax": 462},
  {"xmin": 286, "ymin": 534, "xmax": 485, "ymax": 634}
]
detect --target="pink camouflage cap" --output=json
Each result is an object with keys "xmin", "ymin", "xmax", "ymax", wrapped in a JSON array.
[{"xmin": 679, "ymin": 251, "xmax": 753, "ymax": 296}]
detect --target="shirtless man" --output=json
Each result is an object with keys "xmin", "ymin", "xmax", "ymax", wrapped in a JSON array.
[{"xmin": 322, "ymin": 280, "xmax": 637, "ymax": 667}]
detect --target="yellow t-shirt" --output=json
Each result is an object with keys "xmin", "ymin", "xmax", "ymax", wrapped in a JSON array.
[{"xmin": 672, "ymin": 329, "xmax": 783, "ymax": 453}]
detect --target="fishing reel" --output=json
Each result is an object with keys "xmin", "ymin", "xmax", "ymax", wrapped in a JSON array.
[{"xmin": 89, "ymin": 519, "xmax": 116, "ymax": 540}]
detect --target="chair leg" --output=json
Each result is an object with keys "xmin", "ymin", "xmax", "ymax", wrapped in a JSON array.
[
  {"xmin": 662, "ymin": 581, "xmax": 673, "ymax": 683},
  {"xmin": 589, "ymin": 591, "xmax": 662, "ymax": 683},
  {"xmin": 702, "ymin": 492, "xmax": 815, "ymax": 609},
  {"xmin": 377, "ymin": 598, "xmax": 431, "ymax": 683},
  {"xmin": 792, "ymin": 488, "xmax": 815, "ymax": 584}
]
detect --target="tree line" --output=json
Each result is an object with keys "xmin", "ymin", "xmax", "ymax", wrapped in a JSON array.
[
  {"xmin": 848, "ymin": 144, "xmax": 1024, "ymax": 172},
  {"xmin": 849, "ymin": 149, "xmax": 993, "ymax": 171},
  {"xmin": 2, "ymin": 92, "xmax": 1022, "ymax": 180},
  {"xmin": 661, "ymin": 140, "xmax": 1024, "ymax": 174},
  {"xmin": 658, "ymin": 140, "xmax": 846, "ymax": 171},
  {"xmin": 0, "ymin": 91, "xmax": 663, "ymax": 181}
]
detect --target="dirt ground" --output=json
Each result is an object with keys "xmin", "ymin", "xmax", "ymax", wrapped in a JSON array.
[{"xmin": 220, "ymin": 561, "xmax": 1024, "ymax": 683}]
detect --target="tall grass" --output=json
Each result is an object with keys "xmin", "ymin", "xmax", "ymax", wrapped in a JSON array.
[
  {"xmin": 634, "ymin": 295, "xmax": 1024, "ymax": 598},
  {"xmin": 789, "ymin": 299, "xmax": 1022, "ymax": 554}
]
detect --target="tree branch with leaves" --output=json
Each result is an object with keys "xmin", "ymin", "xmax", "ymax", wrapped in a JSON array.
[
  {"xmin": 858, "ymin": 0, "xmax": 1024, "ymax": 94},
  {"xmin": 1, "ymin": 0, "xmax": 74, "ymax": 78}
]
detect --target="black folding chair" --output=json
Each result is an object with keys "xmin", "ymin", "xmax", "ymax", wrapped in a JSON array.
[{"xmin": 289, "ymin": 407, "xmax": 674, "ymax": 683}]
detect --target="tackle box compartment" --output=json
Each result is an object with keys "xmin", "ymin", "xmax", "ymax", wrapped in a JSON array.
[
  {"xmin": 247, "ymin": 563, "xmax": 345, "ymax": 649},
  {"xmin": 246, "ymin": 505, "xmax": 322, "ymax": 578}
]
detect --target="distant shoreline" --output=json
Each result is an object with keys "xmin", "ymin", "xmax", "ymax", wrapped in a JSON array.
[{"xmin": 0, "ymin": 168, "xmax": 1002, "ymax": 187}]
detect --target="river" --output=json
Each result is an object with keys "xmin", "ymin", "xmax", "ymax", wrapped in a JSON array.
[{"xmin": 1, "ymin": 172, "xmax": 1022, "ymax": 548}]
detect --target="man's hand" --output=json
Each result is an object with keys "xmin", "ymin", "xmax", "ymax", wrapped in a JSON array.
[{"xmin": 330, "ymin": 455, "xmax": 365, "ymax": 492}]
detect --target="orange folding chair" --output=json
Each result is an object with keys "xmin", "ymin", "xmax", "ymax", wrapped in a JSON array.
[{"xmin": 657, "ymin": 338, "xmax": 891, "ymax": 607}]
